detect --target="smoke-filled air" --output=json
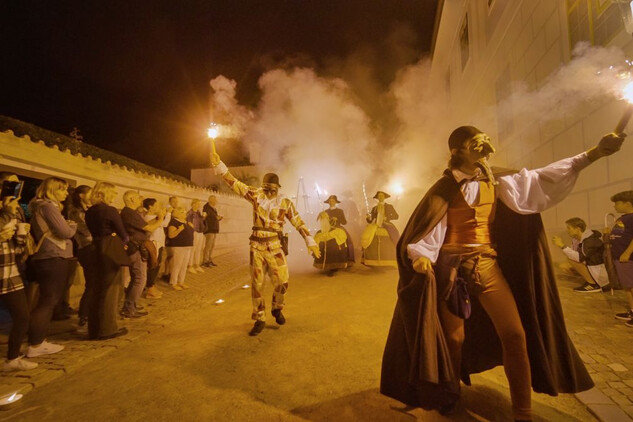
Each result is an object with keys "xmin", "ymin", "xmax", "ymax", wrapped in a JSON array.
[{"xmin": 208, "ymin": 41, "xmax": 632, "ymax": 232}]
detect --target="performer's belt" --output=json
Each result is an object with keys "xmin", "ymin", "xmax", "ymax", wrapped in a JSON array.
[{"xmin": 250, "ymin": 227, "xmax": 282, "ymax": 242}]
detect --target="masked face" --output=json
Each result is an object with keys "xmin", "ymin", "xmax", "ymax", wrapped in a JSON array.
[
  {"xmin": 262, "ymin": 184, "xmax": 278, "ymax": 199},
  {"xmin": 466, "ymin": 133, "xmax": 496, "ymax": 158}
]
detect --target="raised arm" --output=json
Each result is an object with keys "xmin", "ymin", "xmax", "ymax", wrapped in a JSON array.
[
  {"xmin": 210, "ymin": 150, "xmax": 257, "ymax": 202},
  {"xmin": 499, "ymin": 133, "xmax": 625, "ymax": 214}
]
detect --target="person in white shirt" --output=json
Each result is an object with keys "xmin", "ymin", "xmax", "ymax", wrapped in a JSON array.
[{"xmin": 142, "ymin": 198, "xmax": 168, "ymax": 299}]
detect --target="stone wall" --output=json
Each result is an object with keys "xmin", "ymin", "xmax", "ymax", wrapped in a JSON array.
[{"xmin": 0, "ymin": 129, "xmax": 252, "ymax": 256}]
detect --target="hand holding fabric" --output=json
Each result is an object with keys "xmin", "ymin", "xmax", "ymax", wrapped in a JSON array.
[
  {"xmin": 308, "ymin": 245, "xmax": 321, "ymax": 259},
  {"xmin": 412, "ymin": 256, "xmax": 432, "ymax": 274}
]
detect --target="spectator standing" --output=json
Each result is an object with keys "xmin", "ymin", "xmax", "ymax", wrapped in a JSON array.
[
  {"xmin": 0, "ymin": 196, "xmax": 37, "ymax": 370},
  {"xmin": 187, "ymin": 199, "xmax": 206, "ymax": 273},
  {"xmin": 85, "ymin": 182, "xmax": 129, "ymax": 340},
  {"xmin": 552, "ymin": 217, "xmax": 608, "ymax": 293},
  {"xmin": 167, "ymin": 206, "xmax": 194, "ymax": 290},
  {"xmin": 120, "ymin": 191, "xmax": 164, "ymax": 318},
  {"xmin": 65, "ymin": 185, "xmax": 94, "ymax": 329},
  {"xmin": 162, "ymin": 196, "xmax": 179, "ymax": 281},
  {"xmin": 142, "ymin": 198, "xmax": 167, "ymax": 299},
  {"xmin": 202, "ymin": 194, "xmax": 222, "ymax": 267},
  {"xmin": 610, "ymin": 191, "xmax": 633, "ymax": 327},
  {"xmin": 27, "ymin": 177, "xmax": 77, "ymax": 357}
]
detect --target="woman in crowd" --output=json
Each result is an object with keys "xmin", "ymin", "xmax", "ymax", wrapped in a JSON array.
[
  {"xmin": 65, "ymin": 185, "xmax": 93, "ymax": 330},
  {"xmin": 0, "ymin": 198, "xmax": 37, "ymax": 370},
  {"xmin": 85, "ymin": 182, "xmax": 129, "ymax": 339},
  {"xmin": 167, "ymin": 206, "xmax": 194, "ymax": 290},
  {"xmin": 187, "ymin": 199, "xmax": 206, "ymax": 273},
  {"xmin": 142, "ymin": 198, "xmax": 167, "ymax": 299},
  {"xmin": 27, "ymin": 177, "xmax": 77, "ymax": 357}
]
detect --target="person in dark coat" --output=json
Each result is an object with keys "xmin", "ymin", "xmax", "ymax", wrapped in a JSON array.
[
  {"xmin": 314, "ymin": 195, "xmax": 351, "ymax": 274},
  {"xmin": 380, "ymin": 126, "xmax": 624, "ymax": 421},
  {"xmin": 361, "ymin": 191, "xmax": 399, "ymax": 267}
]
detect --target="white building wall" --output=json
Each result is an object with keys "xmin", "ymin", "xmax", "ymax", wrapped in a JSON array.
[{"xmin": 432, "ymin": 0, "xmax": 633, "ymax": 233}]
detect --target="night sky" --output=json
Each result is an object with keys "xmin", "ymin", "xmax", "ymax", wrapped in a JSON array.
[{"xmin": 1, "ymin": 0, "xmax": 437, "ymax": 177}]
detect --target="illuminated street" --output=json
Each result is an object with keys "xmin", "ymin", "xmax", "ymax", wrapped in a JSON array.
[{"xmin": 0, "ymin": 251, "xmax": 603, "ymax": 421}]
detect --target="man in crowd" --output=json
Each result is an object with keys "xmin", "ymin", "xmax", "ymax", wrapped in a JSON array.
[
  {"xmin": 552, "ymin": 217, "xmax": 608, "ymax": 293},
  {"xmin": 202, "ymin": 194, "xmax": 222, "ymax": 267},
  {"xmin": 210, "ymin": 149, "xmax": 320, "ymax": 336},
  {"xmin": 120, "ymin": 191, "xmax": 165, "ymax": 318}
]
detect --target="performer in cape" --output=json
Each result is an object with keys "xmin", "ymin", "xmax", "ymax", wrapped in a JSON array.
[
  {"xmin": 361, "ymin": 191, "xmax": 399, "ymax": 267},
  {"xmin": 313, "ymin": 208, "xmax": 351, "ymax": 276},
  {"xmin": 380, "ymin": 126, "xmax": 624, "ymax": 421}
]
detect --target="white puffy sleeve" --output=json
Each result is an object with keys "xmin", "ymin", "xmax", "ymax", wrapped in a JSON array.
[
  {"xmin": 497, "ymin": 152, "xmax": 591, "ymax": 214},
  {"xmin": 406, "ymin": 214, "xmax": 447, "ymax": 264}
]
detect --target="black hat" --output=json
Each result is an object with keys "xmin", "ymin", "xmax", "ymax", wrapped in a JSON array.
[
  {"xmin": 448, "ymin": 126, "xmax": 483, "ymax": 150},
  {"xmin": 324, "ymin": 195, "xmax": 340, "ymax": 204},
  {"xmin": 262, "ymin": 173, "xmax": 281, "ymax": 187},
  {"xmin": 373, "ymin": 191, "xmax": 390, "ymax": 199}
]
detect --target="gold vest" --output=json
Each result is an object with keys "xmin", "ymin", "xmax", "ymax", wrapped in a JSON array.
[{"xmin": 444, "ymin": 181, "xmax": 495, "ymax": 245}]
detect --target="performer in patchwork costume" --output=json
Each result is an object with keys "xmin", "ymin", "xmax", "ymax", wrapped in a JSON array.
[{"xmin": 211, "ymin": 151, "xmax": 320, "ymax": 336}]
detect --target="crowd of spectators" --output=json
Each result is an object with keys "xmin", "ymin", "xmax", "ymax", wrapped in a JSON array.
[{"xmin": 0, "ymin": 172, "xmax": 222, "ymax": 371}]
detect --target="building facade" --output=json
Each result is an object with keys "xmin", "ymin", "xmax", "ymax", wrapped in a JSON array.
[{"xmin": 431, "ymin": 0, "xmax": 633, "ymax": 232}]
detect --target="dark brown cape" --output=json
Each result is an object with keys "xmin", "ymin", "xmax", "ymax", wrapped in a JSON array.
[{"xmin": 380, "ymin": 169, "xmax": 594, "ymax": 410}]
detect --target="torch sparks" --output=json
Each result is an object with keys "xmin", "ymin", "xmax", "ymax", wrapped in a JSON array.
[
  {"xmin": 207, "ymin": 123, "xmax": 220, "ymax": 139},
  {"xmin": 616, "ymin": 81, "xmax": 633, "ymax": 133}
]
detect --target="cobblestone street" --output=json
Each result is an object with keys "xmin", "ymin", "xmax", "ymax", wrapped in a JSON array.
[{"xmin": 0, "ymin": 250, "xmax": 630, "ymax": 421}]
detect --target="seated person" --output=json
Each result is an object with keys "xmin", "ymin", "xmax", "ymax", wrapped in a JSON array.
[{"xmin": 552, "ymin": 217, "xmax": 608, "ymax": 293}]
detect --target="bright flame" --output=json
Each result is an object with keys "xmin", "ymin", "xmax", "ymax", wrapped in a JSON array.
[
  {"xmin": 241, "ymin": 284, "xmax": 250, "ymax": 289},
  {"xmin": 7, "ymin": 393, "xmax": 16, "ymax": 403},
  {"xmin": 207, "ymin": 124, "xmax": 220, "ymax": 139},
  {"xmin": 623, "ymin": 81, "xmax": 633, "ymax": 104},
  {"xmin": 214, "ymin": 299, "xmax": 224, "ymax": 305},
  {"xmin": 391, "ymin": 182, "xmax": 404, "ymax": 196}
]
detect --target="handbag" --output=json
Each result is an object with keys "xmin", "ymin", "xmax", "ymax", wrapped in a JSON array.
[
  {"xmin": 142, "ymin": 240, "xmax": 159, "ymax": 268},
  {"xmin": 99, "ymin": 233, "xmax": 132, "ymax": 268}
]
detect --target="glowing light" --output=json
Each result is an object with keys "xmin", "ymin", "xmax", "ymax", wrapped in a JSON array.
[
  {"xmin": 214, "ymin": 299, "xmax": 224, "ymax": 305},
  {"xmin": 241, "ymin": 284, "xmax": 250, "ymax": 289},
  {"xmin": 323, "ymin": 189, "xmax": 328, "ymax": 196},
  {"xmin": 207, "ymin": 124, "xmax": 220, "ymax": 139},
  {"xmin": 314, "ymin": 183, "xmax": 322, "ymax": 195},
  {"xmin": 7, "ymin": 393, "xmax": 16, "ymax": 403},
  {"xmin": 391, "ymin": 182, "xmax": 404, "ymax": 196},
  {"xmin": 622, "ymin": 81, "xmax": 633, "ymax": 104}
]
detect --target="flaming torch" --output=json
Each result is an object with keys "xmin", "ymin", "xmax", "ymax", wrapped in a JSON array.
[
  {"xmin": 207, "ymin": 123, "xmax": 220, "ymax": 156},
  {"xmin": 616, "ymin": 81, "xmax": 633, "ymax": 133}
]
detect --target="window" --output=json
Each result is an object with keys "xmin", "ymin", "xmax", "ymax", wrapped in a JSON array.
[{"xmin": 460, "ymin": 14, "xmax": 470, "ymax": 70}]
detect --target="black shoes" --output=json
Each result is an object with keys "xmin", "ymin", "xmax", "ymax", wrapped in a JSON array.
[
  {"xmin": 271, "ymin": 309, "xmax": 286, "ymax": 325},
  {"xmin": 98, "ymin": 327, "xmax": 128, "ymax": 340},
  {"xmin": 249, "ymin": 320, "xmax": 266, "ymax": 336}
]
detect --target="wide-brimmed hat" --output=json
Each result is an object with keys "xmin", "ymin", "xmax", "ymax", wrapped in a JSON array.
[
  {"xmin": 373, "ymin": 191, "xmax": 390, "ymax": 199},
  {"xmin": 324, "ymin": 195, "xmax": 340, "ymax": 204},
  {"xmin": 262, "ymin": 173, "xmax": 281, "ymax": 187}
]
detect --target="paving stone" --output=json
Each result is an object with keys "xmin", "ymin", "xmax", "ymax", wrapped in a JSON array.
[
  {"xmin": 588, "ymin": 404, "xmax": 633, "ymax": 422},
  {"xmin": 576, "ymin": 388, "xmax": 613, "ymax": 405},
  {"xmin": 610, "ymin": 363, "xmax": 630, "ymax": 372},
  {"xmin": 31, "ymin": 370, "xmax": 64, "ymax": 388},
  {"xmin": 580, "ymin": 353, "xmax": 597, "ymax": 364},
  {"xmin": 613, "ymin": 395, "xmax": 633, "ymax": 407},
  {"xmin": 623, "ymin": 405, "xmax": 633, "ymax": 418}
]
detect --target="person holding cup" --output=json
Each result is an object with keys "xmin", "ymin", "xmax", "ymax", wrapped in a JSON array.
[{"xmin": 0, "ymin": 195, "xmax": 37, "ymax": 371}]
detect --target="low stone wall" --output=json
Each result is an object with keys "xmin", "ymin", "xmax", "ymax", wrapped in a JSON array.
[{"xmin": 0, "ymin": 129, "xmax": 253, "ymax": 253}]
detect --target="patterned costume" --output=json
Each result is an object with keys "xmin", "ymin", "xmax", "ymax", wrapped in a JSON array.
[{"xmin": 214, "ymin": 162, "xmax": 315, "ymax": 322}]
